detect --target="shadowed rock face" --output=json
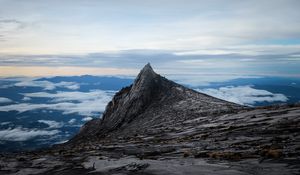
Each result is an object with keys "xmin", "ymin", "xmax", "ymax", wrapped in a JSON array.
[{"xmin": 69, "ymin": 63, "xmax": 242, "ymax": 143}]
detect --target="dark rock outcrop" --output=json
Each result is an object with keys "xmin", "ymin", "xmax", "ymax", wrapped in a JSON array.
[{"xmin": 69, "ymin": 63, "xmax": 242, "ymax": 143}]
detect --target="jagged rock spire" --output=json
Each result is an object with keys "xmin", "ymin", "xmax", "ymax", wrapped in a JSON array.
[
  {"xmin": 133, "ymin": 63, "xmax": 156, "ymax": 85},
  {"xmin": 141, "ymin": 63, "xmax": 153, "ymax": 72},
  {"xmin": 131, "ymin": 63, "xmax": 158, "ymax": 96},
  {"xmin": 79, "ymin": 63, "xmax": 162, "ymax": 135}
]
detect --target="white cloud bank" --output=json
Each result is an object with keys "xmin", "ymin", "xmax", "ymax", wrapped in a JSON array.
[
  {"xmin": 171, "ymin": 74, "xmax": 261, "ymax": 87},
  {"xmin": 0, "ymin": 90, "xmax": 115, "ymax": 116},
  {"xmin": 23, "ymin": 90, "xmax": 113, "ymax": 103},
  {"xmin": 22, "ymin": 96, "xmax": 31, "ymax": 101},
  {"xmin": 0, "ymin": 97, "xmax": 12, "ymax": 103},
  {"xmin": 82, "ymin": 117, "xmax": 93, "ymax": 122},
  {"xmin": 15, "ymin": 80, "xmax": 80, "ymax": 90},
  {"xmin": 0, "ymin": 127, "xmax": 60, "ymax": 141},
  {"xmin": 197, "ymin": 85, "xmax": 288, "ymax": 105},
  {"xmin": 68, "ymin": 118, "xmax": 76, "ymax": 124}
]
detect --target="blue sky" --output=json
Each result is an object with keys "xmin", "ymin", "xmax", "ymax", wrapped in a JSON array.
[{"xmin": 0, "ymin": 0, "xmax": 300, "ymax": 77}]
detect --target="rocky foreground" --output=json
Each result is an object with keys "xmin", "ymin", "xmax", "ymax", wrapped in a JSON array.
[{"xmin": 0, "ymin": 64, "xmax": 300, "ymax": 175}]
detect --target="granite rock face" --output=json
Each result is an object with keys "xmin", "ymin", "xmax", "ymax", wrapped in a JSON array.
[
  {"xmin": 1, "ymin": 64, "xmax": 300, "ymax": 175},
  {"xmin": 69, "ymin": 63, "xmax": 242, "ymax": 143}
]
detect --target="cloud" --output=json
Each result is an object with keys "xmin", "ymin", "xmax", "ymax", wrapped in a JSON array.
[
  {"xmin": 55, "ymin": 81, "xmax": 80, "ymax": 90},
  {"xmin": 0, "ymin": 19, "xmax": 25, "ymax": 39},
  {"xmin": 197, "ymin": 85, "xmax": 288, "ymax": 105},
  {"xmin": 0, "ymin": 18, "xmax": 26, "ymax": 44},
  {"xmin": 0, "ymin": 122, "xmax": 11, "ymax": 126},
  {"xmin": 68, "ymin": 118, "xmax": 76, "ymax": 124},
  {"xmin": 1, "ymin": 48, "xmax": 300, "ymax": 79},
  {"xmin": 0, "ymin": 19, "xmax": 24, "ymax": 30},
  {"xmin": 38, "ymin": 120, "xmax": 63, "ymax": 129},
  {"xmin": 0, "ymin": 66, "xmax": 139, "ymax": 77},
  {"xmin": 15, "ymin": 80, "xmax": 56, "ymax": 90},
  {"xmin": 0, "ymin": 90, "xmax": 114, "ymax": 116},
  {"xmin": 0, "ymin": 1, "xmax": 300, "ymax": 54},
  {"xmin": 0, "ymin": 97, "xmax": 12, "ymax": 103},
  {"xmin": 14, "ymin": 80, "xmax": 80, "ymax": 90},
  {"xmin": 23, "ymin": 90, "xmax": 113, "ymax": 103},
  {"xmin": 0, "ymin": 0, "xmax": 299, "ymax": 78},
  {"xmin": 82, "ymin": 117, "xmax": 93, "ymax": 122},
  {"xmin": 170, "ymin": 74, "xmax": 261, "ymax": 87},
  {"xmin": 0, "ymin": 127, "xmax": 60, "ymax": 141},
  {"xmin": 0, "ymin": 102, "xmax": 101, "ymax": 116},
  {"xmin": 22, "ymin": 96, "xmax": 31, "ymax": 101}
]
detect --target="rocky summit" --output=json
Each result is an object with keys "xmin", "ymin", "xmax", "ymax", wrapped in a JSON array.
[
  {"xmin": 69, "ymin": 63, "xmax": 242, "ymax": 143},
  {"xmin": 1, "ymin": 64, "xmax": 300, "ymax": 175}
]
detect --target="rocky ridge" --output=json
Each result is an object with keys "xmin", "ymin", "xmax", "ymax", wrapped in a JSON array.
[{"xmin": 69, "ymin": 63, "xmax": 242, "ymax": 143}]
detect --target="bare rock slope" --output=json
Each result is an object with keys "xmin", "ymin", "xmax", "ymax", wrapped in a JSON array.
[{"xmin": 69, "ymin": 63, "xmax": 242, "ymax": 143}]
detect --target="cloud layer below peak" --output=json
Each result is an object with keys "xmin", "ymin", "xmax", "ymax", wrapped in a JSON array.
[
  {"xmin": 197, "ymin": 85, "xmax": 288, "ymax": 106},
  {"xmin": 0, "ymin": 127, "xmax": 60, "ymax": 141},
  {"xmin": 0, "ymin": 90, "xmax": 115, "ymax": 115}
]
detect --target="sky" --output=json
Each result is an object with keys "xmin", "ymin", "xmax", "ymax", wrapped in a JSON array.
[{"xmin": 0, "ymin": 0, "xmax": 300, "ymax": 78}]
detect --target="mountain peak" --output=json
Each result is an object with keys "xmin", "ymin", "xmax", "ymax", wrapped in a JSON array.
[
  {"xmin": 138, "ymin": 63, "xmax": 156, "ymax": 78},
  {"xmin": 132, "ymin": 63, "xmax": 158, "ymax": 92},
  {"xmin": 142, "ymin": 63, "xmax": 153, "ymax": 72},
  {"xmin": 134, "ymin": 63, "xmax": 156, "ymax": 82},
  {"xmin": 69, "ymin": 64, "xmax": 242, "ymax": 142}
]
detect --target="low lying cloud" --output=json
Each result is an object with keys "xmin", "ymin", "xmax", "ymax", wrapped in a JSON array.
[
  {"xmin": 15, "ymin": 80, "xmax": 80, "ymax": 90},
  {"xmin": 82, "ymin": 117, "xmax": 93, "ymax": 122},
  {"xmin": 23, "ymin": 90, "xmax": 113, "ymax": 103},
  {"xmin": 38, "ymin": 120, "xmax": 64, "ymax": 129},
  {"xmin": 68, "ymin": 118, "xmax": 76, "ymax": 124},
  {"xmin": 197, "ymin": 85, "xmax": 288, "ymax": 105},
  {"xmin": 22, "ymin": 96, "xmax": 31, "ymax": 101},
  {"xmin": 171, "ymin": 74, "xmax": 261, "ymax": 87},
  {"xmin": 0, "ymin": 97, "xmax": 12, "ymax": 103},
  {"xmin": 0, "ymin": 90, "xmax": 115, "ymax": 115},
  {"xmin": 0, "ymin": 122, "xmax": 11, "ymax": 126},
  {"xmin": 15, "ymin": 80, "xmax": 56, "ymax": 90},
  {"xmin": 0, "ymin": 127, "xmax": 60, "ymax": 141},
  {"xmin": 55, "ymin": 81, "xmax": 80, "ymax": 90}
]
